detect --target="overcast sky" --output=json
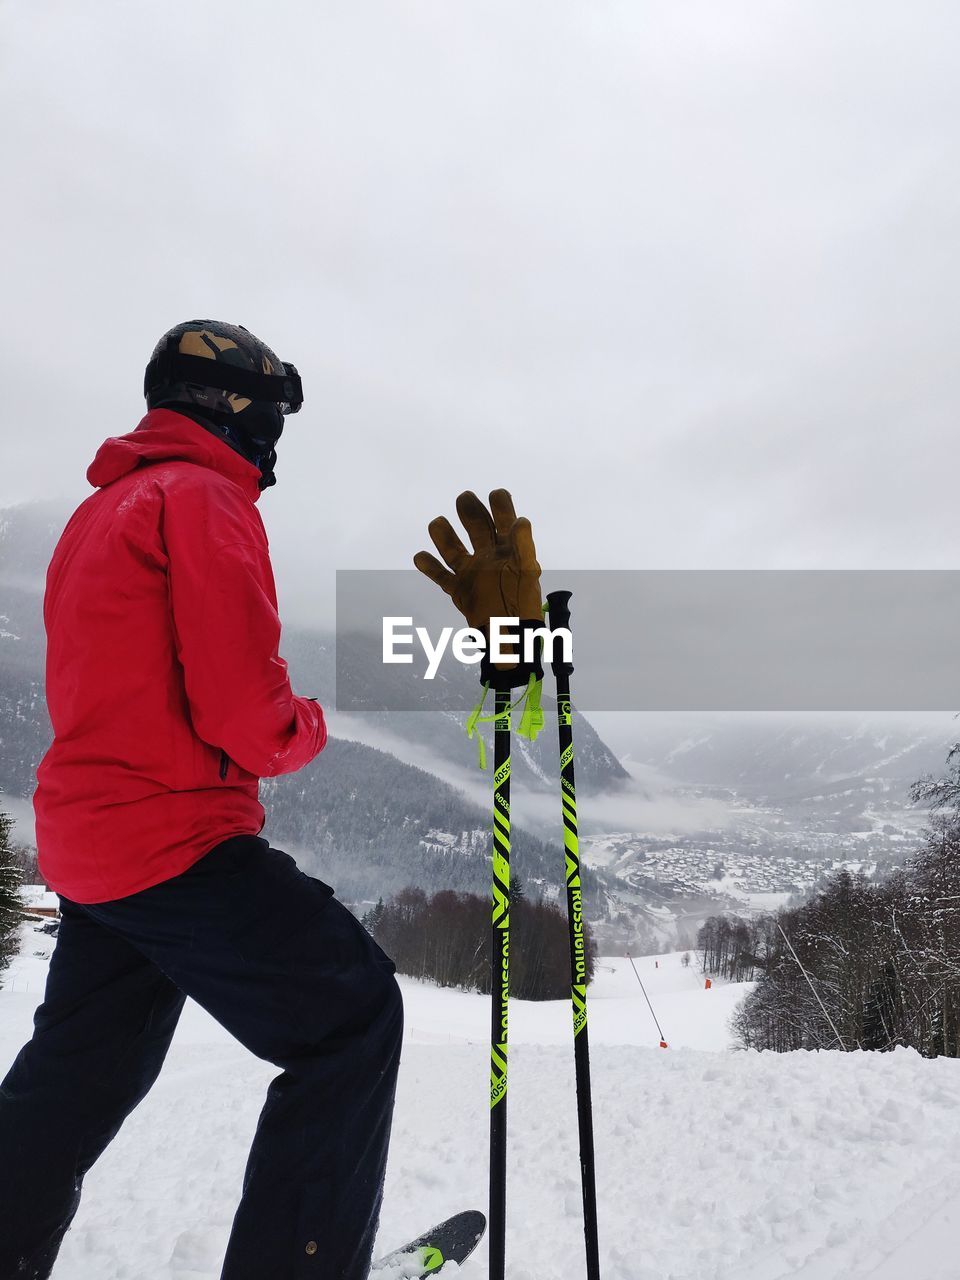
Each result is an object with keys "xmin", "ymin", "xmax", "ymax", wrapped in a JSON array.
[{"xmin": 2, "ymin": 1, "xmax": 959, "ymax": 625}]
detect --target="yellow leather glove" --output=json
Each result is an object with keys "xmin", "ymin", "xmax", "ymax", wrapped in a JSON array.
[{"xmin": 413, "ymin": 489, "xmax": 542, "ymax": 632}]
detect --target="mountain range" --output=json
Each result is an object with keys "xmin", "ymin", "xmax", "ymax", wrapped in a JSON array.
[{"xmin": 2, "ymin": 501, "xmax": 955, "ymax": 951}]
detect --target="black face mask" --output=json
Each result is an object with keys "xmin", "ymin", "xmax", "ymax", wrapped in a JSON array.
[
  {"xmin": 175, "ymin": 402, "xmax": 285, "ymax": 490},
  {"xmin": 229, "ymin": 402, "xmax": 285, "ymax": 490}
]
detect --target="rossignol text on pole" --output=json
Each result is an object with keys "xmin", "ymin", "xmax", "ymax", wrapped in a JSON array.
[
  {"xmin": 546, "ymin": 590, "xmax": 602, "ymax": 1280},
  {"xmin": 488, "ymin": 686, "xmax": 511, "ymax": 1280},
  {"xmin": 479, "ymin": 626, "xmax": 544, "ymax": 1280}
]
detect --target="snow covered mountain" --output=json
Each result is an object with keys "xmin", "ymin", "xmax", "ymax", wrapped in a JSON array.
[
  {"xmin": 261, "ymin": 737, "xmax": 603, "ymax": 908},
  {"xmin": 1, "ymin": 502, "xmax": 953, "ymax": 950},
  {"xmin": 612, "ymin": 714, "xmax": 955, "ymax": 801}
]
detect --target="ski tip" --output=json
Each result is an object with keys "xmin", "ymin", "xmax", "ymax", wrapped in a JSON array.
[{"xmin": 371, "ymin": 1210, "xmax": 487, "ymax": 1276}]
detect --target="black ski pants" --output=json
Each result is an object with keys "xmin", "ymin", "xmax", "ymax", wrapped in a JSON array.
[{"xmin": 0, "ymin": 836, "xmax": 403, "ymax": 1280}]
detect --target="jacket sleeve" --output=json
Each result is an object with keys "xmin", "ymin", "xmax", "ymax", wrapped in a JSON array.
[{"xmin": 161, "ymin": 474, "xmax": 326, "ymax": 778}]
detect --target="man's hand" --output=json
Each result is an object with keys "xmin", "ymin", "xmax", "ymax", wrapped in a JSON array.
[{"xmin": 413, "ymin": 489, "xmax": 542, "ymax": 631}]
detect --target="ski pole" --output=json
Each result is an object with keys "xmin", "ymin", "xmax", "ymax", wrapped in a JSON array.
[
  {"xmin": 480, "ymin": 625, "xmax": 543, "ymax": 1280},
  {"xmin": 546, "ymin": 590, "xmax": 601, "ymax": 1280},
  {"xmin": 627, "ymin": 953, "xmax": 669, "ymax": 1048},
  {"xmin": 489, "ymin": 686, "xmax": 511, "ymax": 1280}
]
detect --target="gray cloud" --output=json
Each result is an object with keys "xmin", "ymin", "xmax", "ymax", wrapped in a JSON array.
[{"xmin": 2, "ymin": 1, "xmax": 959, "ymax": 627}]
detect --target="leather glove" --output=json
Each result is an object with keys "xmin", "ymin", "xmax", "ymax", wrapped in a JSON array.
[{"xmin": 413, "ymin": 489, "xmax": 542, "ymax": 632}]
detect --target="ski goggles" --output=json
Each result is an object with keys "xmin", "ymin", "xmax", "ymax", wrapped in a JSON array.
[{"xmin": 145, "ymin": 351, "xmax": 304, "ymax": 415}]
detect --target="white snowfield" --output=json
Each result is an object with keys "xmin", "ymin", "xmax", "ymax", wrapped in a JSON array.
[{"xmin": 2, "ymin": 938, "xmax": 959, "ymax": 1279}]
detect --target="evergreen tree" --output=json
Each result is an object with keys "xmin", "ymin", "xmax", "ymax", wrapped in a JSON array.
[
  {"xmin": 0, "ymin": 804, "xmax": 22, "ymax": 978},
  {"xmin": 362, "ymin": 897, "xmax": 386, "ymax": 934}
]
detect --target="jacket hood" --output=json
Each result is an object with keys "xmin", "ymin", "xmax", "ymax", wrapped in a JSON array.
[{"xmin": 87, "ymin": 408, "xmax": 263, "ymax": 503}]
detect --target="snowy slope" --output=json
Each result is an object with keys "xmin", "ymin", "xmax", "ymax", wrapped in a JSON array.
[{"xmin": 2, "ymin": 937, "xmax": 960, "ymax": 1279}]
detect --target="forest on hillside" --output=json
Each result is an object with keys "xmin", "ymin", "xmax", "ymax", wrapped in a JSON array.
[
  {"xmin": 364, "ymin": 881, "xmax": 596, "ymax": 1000},
  {"xmin": 700, "ymin": 751, "xmax": 960, "ymax": 1055}
]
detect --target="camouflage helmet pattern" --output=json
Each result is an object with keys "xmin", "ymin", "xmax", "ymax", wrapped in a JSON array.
[{"xmin": 143, "ymin": 319, "xmax": 302, "ymax": 417}]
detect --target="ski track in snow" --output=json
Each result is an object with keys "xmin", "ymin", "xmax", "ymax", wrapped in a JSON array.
[{"xmin": 2, "ymin": 938, "xmax": 960, "ymax": 1279}]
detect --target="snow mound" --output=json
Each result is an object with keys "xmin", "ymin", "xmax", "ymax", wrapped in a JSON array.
[{"xmin": 2, "ymin": 942, "xmax": 959, "ymax": 1277}]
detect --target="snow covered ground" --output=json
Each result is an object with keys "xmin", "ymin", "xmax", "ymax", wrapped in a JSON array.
[{"xmin": 2, "ymin": 934, "xmax": 960, "ymax": 1278}]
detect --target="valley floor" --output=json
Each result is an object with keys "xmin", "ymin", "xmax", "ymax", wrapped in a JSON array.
[{"xmin": 1, "ymin": 937, "xmax": 959, "ymax": 1278}]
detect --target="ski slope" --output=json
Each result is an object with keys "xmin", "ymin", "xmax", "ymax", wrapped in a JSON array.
[{"xmin": 2, "ymin": 936, "xmax": 960, "ymax": 1279}]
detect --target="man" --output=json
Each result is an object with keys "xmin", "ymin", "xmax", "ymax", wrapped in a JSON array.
[{"xmin": 0, "ymin": 321, "xmax": 403, "ymax": 1280}]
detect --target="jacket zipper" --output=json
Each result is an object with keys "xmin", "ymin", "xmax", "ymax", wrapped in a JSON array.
[{"xmin": 219, "ymin": 750, "xmax": 229, "ymax": 781}]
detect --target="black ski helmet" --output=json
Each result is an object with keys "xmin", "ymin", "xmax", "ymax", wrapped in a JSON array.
[{"xmin": 143, "ymin": 320, "xmax": 303, "ymax": 489}]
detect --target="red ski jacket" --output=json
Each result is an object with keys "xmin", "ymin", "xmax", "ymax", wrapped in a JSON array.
[{"xmin": 34, "ymin": 408, "xmax": 327, "ymax": 903}]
